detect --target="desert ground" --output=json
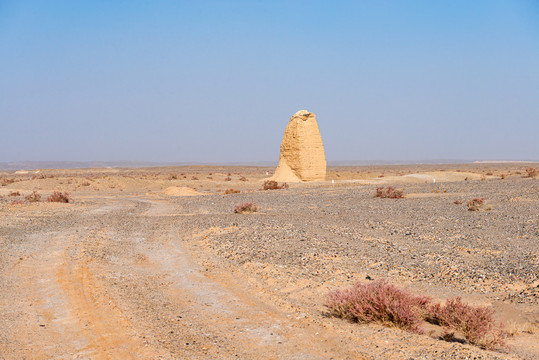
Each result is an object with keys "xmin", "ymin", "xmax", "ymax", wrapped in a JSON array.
[{"xmin": 0, "ymin": 163, "xmax": 537, "ymax": 359}]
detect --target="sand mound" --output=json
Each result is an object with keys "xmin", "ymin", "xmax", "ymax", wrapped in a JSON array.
[
  {"xmin": 162, "ymin": 186, "xmax": 204, "ymax": 196},
  {"xmin": 271, "ymin": 110, "xmax": 326, "ymax": 183}
]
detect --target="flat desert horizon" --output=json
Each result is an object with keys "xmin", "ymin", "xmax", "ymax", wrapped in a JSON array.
[{"xmin": 1, "ymin": 163, "xmax": 537, "ymax": 359}]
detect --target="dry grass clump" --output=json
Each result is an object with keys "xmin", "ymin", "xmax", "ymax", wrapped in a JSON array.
[
  {"xmin": 374, "ymin": 186, "xmax": 405, "ymax": 199},
  {"xmin": 8, "ymin": 191, "xmax": 21, "ymax": 197},
  {"xmin": 326, "ymin": 279, "xmax": 506, "ymax": 350},
  {"xmin": 191, "ymin": 176, "xmax": 199, "ymax": 180},
  {"xmin": 525, "ymin": 167, "xmax": 538, "ymax": 178},
  {"xmin": 25, "ymin": 191, "xmax": 41, "ymax": 202},
  {"xmin": 224, "ymin": 188, "xmax": 240, "ymax": 194},
  {"xmin": 234, "ymin": 202, "xmax": 258, "ymax": 214},
  {"xmin": 262, "ymin": 180, "xmax": 289, "ymax": 190},
  {"xmin": 47, "ymin": 191, "xmax": 70, "ymax": 203},
  {"xmin": 239, "ymin": 176, "xmax": 248, "ymax": 182},
  {"xmin": 224, "ymin": 177, "xmax": 232, "ymax": 181},
  {"xmin": 168, "ymin": 174, "xmax": 178, "ymax": 180}
]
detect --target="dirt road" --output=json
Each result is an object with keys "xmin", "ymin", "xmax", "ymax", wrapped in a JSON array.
[{"xmin": 1, "ymin": 198, "xmax": 369, "ymax": 359}]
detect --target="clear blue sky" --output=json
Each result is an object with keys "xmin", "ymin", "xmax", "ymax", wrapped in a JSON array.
[{"xmin": 1, "ymin": 1, "xmax": 538, "ymax": 163}]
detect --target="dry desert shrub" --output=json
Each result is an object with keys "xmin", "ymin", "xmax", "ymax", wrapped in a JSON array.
[
  {"xmin": 10, "ymin": 200, "xmax": 25, "ymax": 205},
  {"xmin": 47, "ymin": 191, "xmax": 70, "ymax": 203},
  {"xmin": 191, "ymin": 176, "xmax": 199, "ymax": 180},
  {"xmin": 428, "ymin": 297, "xmax": 506, "ymax": 350},
  {"xmin": 8, "ymin": 191, "xmax": 20, "ymax": 197},
  {"xmin": 239, "ymin": 176, "xmax": 248, "ymax": 182},
  {"xmin": 454, "ymin": 199, "xmax": 463, "ymax": 205},
  {"xmin": 327, "ymin": 280, "xmax": 506, "ymax": 350},
  {"xmin": 224, "ymin": 177, "xmax": 232, "ymax": 181},
  {"xmin": 224, "ymin": 188, "xmax": 240, "ymax": 194},
  {"xmin": 25, "ymin": 191, "xmax": 41, "ymax": 202},
  {"xmin": 326, "ymin": 279, "xmax": 431, "ymax": 334},
  {"xmin": 168, "ymin": 174, "xmax": 178, "ymax": 180},
  {"xmin": 525, "ymin": 167, "xmax": 538, "ymax": 178},
  {"xmin": 374, "ymin": 186, "xmax": 405, "ymax": 199},
  {"xmin": 1, "ymin": 178, "xmax": 16, "ymax": 186},
  {"xmin": 234, "ymin": 202, "xmax": 258, "ymax": 214},
  {"xmin": 467, "ymin": 198, "xmax": 487, "ymax": 211},
  {"xmin": 262, "ymin": 180, "xmax": 289, "ymax": 190}
]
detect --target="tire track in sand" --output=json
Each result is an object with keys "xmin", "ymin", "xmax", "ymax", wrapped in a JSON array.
[{"xmin": 56, "ymin": 229, "xmax": 165, "ymax": 359}]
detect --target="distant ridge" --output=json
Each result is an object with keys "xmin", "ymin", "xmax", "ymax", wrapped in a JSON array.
[
  {"xmin": 1, "ymin": 159, "xmax": 536, "ymax": 171},
  {"xmin": 0, "ymin": 160, "xmax": 277, "ymax": 171}
]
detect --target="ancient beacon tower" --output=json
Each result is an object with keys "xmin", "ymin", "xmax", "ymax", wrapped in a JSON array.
[{"xmin": 271, "ymin": 110, "xmax": 326, "ymax": 182}]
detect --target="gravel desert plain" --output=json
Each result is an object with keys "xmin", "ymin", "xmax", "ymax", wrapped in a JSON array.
[{"xmin": 0, "ymin": 163, "xmax": 538, "ymax": 360}]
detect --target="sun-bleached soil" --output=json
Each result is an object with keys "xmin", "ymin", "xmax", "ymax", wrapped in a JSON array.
[{"xmin": 0, "ymin": 163, "xmax": 537, "ymax": 359}]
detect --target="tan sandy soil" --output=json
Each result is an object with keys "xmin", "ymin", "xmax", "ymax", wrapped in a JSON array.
[{"xmin": 0, "ymin": 163, "xmax": 537, "ymax": 359}]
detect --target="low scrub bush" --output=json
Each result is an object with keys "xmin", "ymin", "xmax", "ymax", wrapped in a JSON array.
[
  {"xmin": 374, "ymin": 186, "xmax": 405, "ymax": 199},
  {"xmin": 1, "ymin": 178, "xmax": 16, "ymax": 186},
  {"xmin": 168, "ymin": 174, "xmax": 178, "ymax": 180},
  {"xmin": 467, "ymin": 198, "xmax": 485, "ymax": 211},
  {"xmin": 326, "ymin": 279, "xmax": 506, "ymax": 350},
  {"xmin": 47, "ymin": 191, "xmax": 70, "ymax": 203},
  {"xmin": 428, "ymin": 297, "xmax": 506, "ymax": 349},
  {"xmin": 525, "ymin": 167, "xmax": 538, "ymax": 178},
  {"xmin": 224, "ymin": 188, "xmax": 240, "ymax": 194},
  {"xmin": 8, "ymin": 191, "xmax": 20, "ymax": 197},
  {"xmin": 234, "ymin": 202, "xmax": 258, "ymax": 213},
  {"xmin": 224, "ymin": 177, "xmax": 232, "ymax": 181},
  {"xmin": 326, "ymin": 279, "xmax": 430, "ymax": 333},
  {"xmin": 25, "ymin": 191, "xmax": 41, "ymax": 202},
  {"xmin": 10, "ymin": 200, "xmax": 25, "ymax": 205},
  {"xmin": 239, "ymin": 176, "xmax": 248, "ymax": 182},
  {"xmin": 262, "ymin": 180, "xmax": 289, "ymax": 190}
]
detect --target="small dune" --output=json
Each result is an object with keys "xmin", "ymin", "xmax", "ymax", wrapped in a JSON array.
[{"xmin": 162, "ymin": 186, "xmax": 204, "ymax": 196}]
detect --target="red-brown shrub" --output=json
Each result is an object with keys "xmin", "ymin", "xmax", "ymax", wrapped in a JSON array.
[
  {"xmin": 327, "ymin": 280, "xmax": 506, "ymax": 350},
  {"xmin": 8, "ymin": 191, "xmax": 20, "ymax": 197},
  {"xmin": 47, "ymin": 191, "xmax": 70, "ymax": 203},
  {"xmin": 326, "ymin": 279, "xmax": 431, "ymax": 333},
  {"xmin": 467, "ymin": 198, "xmax": 484, "ymax": 211},
  {"xmin": 224, "ymin": 188, "xmax": 240, "ymax": 194},
  {"xmin": 25, "ymin": 191, "xmax": 41, "ymax": 202},
  {"xmin": 262, "ymin": 180, "xmax": 288, "ymax": 190},
  {"xmin": 239, "ymin": 176, "xmax": 248, "ymax": 182},
  {"xmin": 374, "ymin": 186, "xmax": 405, "ymax": 199},
  {"xmin": 1, "ymin": 178, "xmax": 15, "ymax": 186},
  {"xmin": 224, "ymin": 177, "xmax": 232, "ymax": 181},
  {"xmin": 428, "ymin": 297, "xmax": 506, "ymax": 349},
  {"xmin": 234, "ymin": 202, "xmax": 258, "ymax": 213},
  {"xmin": 525, "ymin": 167, "xmax": 538, "ymax": 178}
]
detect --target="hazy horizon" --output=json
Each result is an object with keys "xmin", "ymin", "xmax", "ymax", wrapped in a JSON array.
[{"xmin": 1, "ymin": 1, "xmax": 538, "ymax": 163}]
